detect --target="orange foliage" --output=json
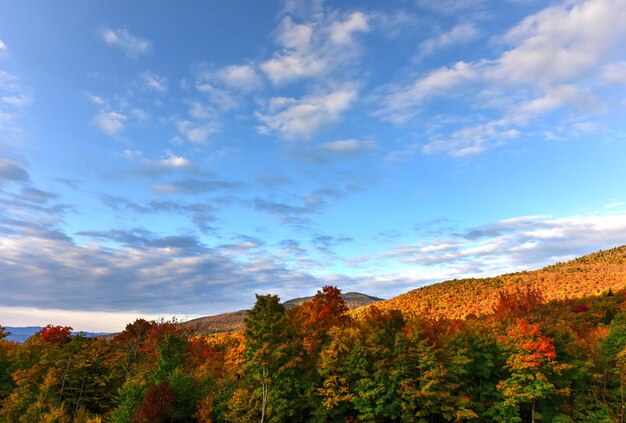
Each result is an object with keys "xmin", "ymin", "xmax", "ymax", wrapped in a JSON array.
[
  {"xmin": 357, "ymin": 245, "xmax": 626, "ymax": 321},
  {"xmin": 504, "ymin": 319, "xmax": 556, "ymax": 367}
]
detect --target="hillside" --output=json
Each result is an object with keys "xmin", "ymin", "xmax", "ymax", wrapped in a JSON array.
[
  {"xmin": 359, "ymin": 245, "xmax": 626, "ymax": 320},
  {"xmin": 182, "ymin": 291, "xmax": 382, "ymax": 334}
]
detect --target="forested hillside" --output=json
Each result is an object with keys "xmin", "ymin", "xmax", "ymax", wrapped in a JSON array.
[
  {"xmin": 364, "ymin": 245, "xmax": 626, "ymax": 320},
  {"xmin": 2, "ymin": 247, "xmax": 626, "ymax": 421}
]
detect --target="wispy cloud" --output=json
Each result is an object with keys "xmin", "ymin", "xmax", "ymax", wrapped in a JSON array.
[
  {"xmin": 217, "ymin": 64, "xmax": 262, "ymax": 91},
  {"xmin": 151, "ymin": 178, "xmax": 242, "ymax": 194},
  {"xmin": 260, "ymin": 11, "xmax": 370, "ymax": 85},
  {"xmin": 99, "ymin": 194, "xmax": 220, "ymax": 234},
  {"xmin": 142, "ymin": 72, "xmax": 167, "ymax": 91},
  {"xmin": 257, "ymin": 87, "xmax": 357, "ymax": 139},
  {"xmin": 293, "ymin": 139, "xmax": 376, "ymax": 163},
  {"xmin": 92, "ymin": 110, "xmax": 126, "ymax": 135},
  {"xmin": 115, "ymin": 152, "xmax": 196, "ymax": 178},
  {"xmin": 0, "ymin": 71, "xmax": 32, "ymax": 125},
  {"xmin": 378, "ymin": 0, "xmax": 626, "ymax": 156},
  {"xmin": 174, "ymin": 119, "xmax": 220, "ymax": 144},
  {"xmin": 320, "ymin": 139, "xmax": 374, "ymax": 153},
  {"xmin": 415, "ymin": 0, "xmax": 486, "ymax": 15},
  {"xmin": 0, "ymin": 158, "xmax": 29, "ymax": 183},
  {"xmin": 418, "ymin": 23, "xmax": 482, "ymax": 57},
  {"xmin": 99, "ymin": 28, "xmax": 151, "ymax": 58}
]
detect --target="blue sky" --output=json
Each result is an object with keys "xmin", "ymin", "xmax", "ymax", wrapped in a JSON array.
[{"xmin": 2, "ymin": 0, "xmax": 626, "ymax": 331}]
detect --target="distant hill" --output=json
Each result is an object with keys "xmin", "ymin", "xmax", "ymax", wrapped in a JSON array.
[
  {"xmin": 357, "ymin": 245, "xmax": 626, "ymax": 320},
  {"xmin": 3, "ymin": 327, "xmax": 110, "ymax": 343},
  {"xmin": 283, "ymin": 291, "xmax": 383, "ymax": 309},
  {"xmin": 182, "ymin": 292, "xmax": 383, "ymax": 334}
]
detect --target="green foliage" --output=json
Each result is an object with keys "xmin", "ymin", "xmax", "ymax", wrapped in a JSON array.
[{"xmin": 109, "ymin": 380, "xmax": 145, "ymax": 423}]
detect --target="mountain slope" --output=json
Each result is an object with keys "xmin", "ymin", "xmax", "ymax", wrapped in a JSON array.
[{"xmin": 358, "ymin": 245, "xmax": 626, "ymax": 320}]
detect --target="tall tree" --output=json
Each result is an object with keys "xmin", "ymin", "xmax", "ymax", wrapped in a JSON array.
[
  {"xmin": 496, "ymin": 319, "xmax": 565, "ymax": 423},
  {"xmin": 244, "ymin": 294, "xmax": 287, "ymax": 423}
]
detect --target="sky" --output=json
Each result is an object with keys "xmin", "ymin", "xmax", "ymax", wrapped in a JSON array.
[{"xmin": 2, "ymin": 0, "xmax": 626, "ymax": 332}]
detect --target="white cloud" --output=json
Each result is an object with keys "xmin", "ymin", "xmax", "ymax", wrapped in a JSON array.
[
  {"xmin": 159, "ymin": 154, "xmax": 190, "ymax": 169},
  {"xmin": 260, "ymin": 54, "xmax": 326, "ymax": 85},
  {"xmin": 379, "ymin": 61, "xmax": 476, "ymax": 123},
  {"xmin": 142, "ymin": 72, "xmax": 167, "ymax": 91},
  {"xmin": 277, "ymin": 16, "xmax": 314, "ymax": 51},
  {"xmin": 1, "ymin": 94, "xmax": 31, "ymax": 108},
  {"xmin": 320, "ymin": 139, "xmax": 374, "ymax": 152},
  {"xmin": 492, "ymin": 0, "xmax": 626, "ymax": 85},
  {"xmin": 99, "ymin": 28, "xmax": 151, "ymax": 58},
  {"xmin": 511, "ymin": 85, "xmax": 604, "ymax": 123},
  {"xmin": 92, "ymin": 111, "xmax": 126, "ymax": 135},
  {"xmin": 329, "ymin": 11, "xmax": 369, "ymax": 45},
  {"xmin": 378, "ymin": 0, "xmax": 626, "ymax": 155},
  {"xmin": 123, "ymin": 153, "xmax": 193, "ymax": 178},
  {"xmin": 603, "ymin": 61, "xmax": 626, "ymax": 84},
  {"xmin": 422, "ymin": 120, "xmax": 520, "ymax": 156},
  {"xmin": 86, "ymin": 94, "xmax": 105, "ymax": 105},
  {"xmin": 175, "ymin": 119, "xmax": 220, "ymax": 144},
  {"xmin": 260, "ymin": 12, "xmax": 371, "ymax": 85},
  {"xmin": 0, "ymin": 39, "xmax": 6, "ymax": 50},
  {"xmin": 217, "ymin": 64, "xmax": 262, "ymax": 91},
  {"xmin": 195, "ymin": 80, "xmax": 238, "ymax": 110},
  {"xmin": 418, "ymin": 23, "xmax": 481, "ymax": 56},
  {"xmin": 257, "ymin": 88, "xmax": 357, "ymax": 139}
]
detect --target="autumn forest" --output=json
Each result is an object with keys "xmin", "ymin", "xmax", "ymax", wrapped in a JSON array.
[{"xmin": 3, "ymin": 246, "xmax": 626, "ymax": 422}]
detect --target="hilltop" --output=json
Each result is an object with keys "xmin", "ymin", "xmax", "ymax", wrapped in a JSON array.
[
  {"xmin": 282, "ymin": 291, "xmax": 382, "ymax": 309},
  {"xmin": 181, "ymin": 291, "xmax": 382, "ymax": 334},
  {"xmin": 361, "ymin": 245, "xmax": 626, "ymax": 320}
]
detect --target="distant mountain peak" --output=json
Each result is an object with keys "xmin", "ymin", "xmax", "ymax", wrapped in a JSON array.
[{"xmin": 183, "ymin": 291, "xmax": 383, "ymax": 334}]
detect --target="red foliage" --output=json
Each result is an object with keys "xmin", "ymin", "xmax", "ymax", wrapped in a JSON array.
[
  {"xmin": 38, "ymin": 324, "xmax": 72, "ymax": 345},
  {"xmin": 504, "ymin": 319, "xmax": 556, "ymax": 368},
  {"xmin": 188, "ymin": 336, "xmax": 226, "ymax": 377},
  {"xmin": 295, "ymin": 285, "xmax": 349, "ymax": 354},
  {"xmin": 420, "ymin": 318, "xmax": 462, "ymax": 349},
  {"xmin": 114, "ymin": 318, "xmax": 156, "ymax": 343},
  {"xmin": 132, "ymin": 381, "xmax": 175, "ymax": 423}
]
